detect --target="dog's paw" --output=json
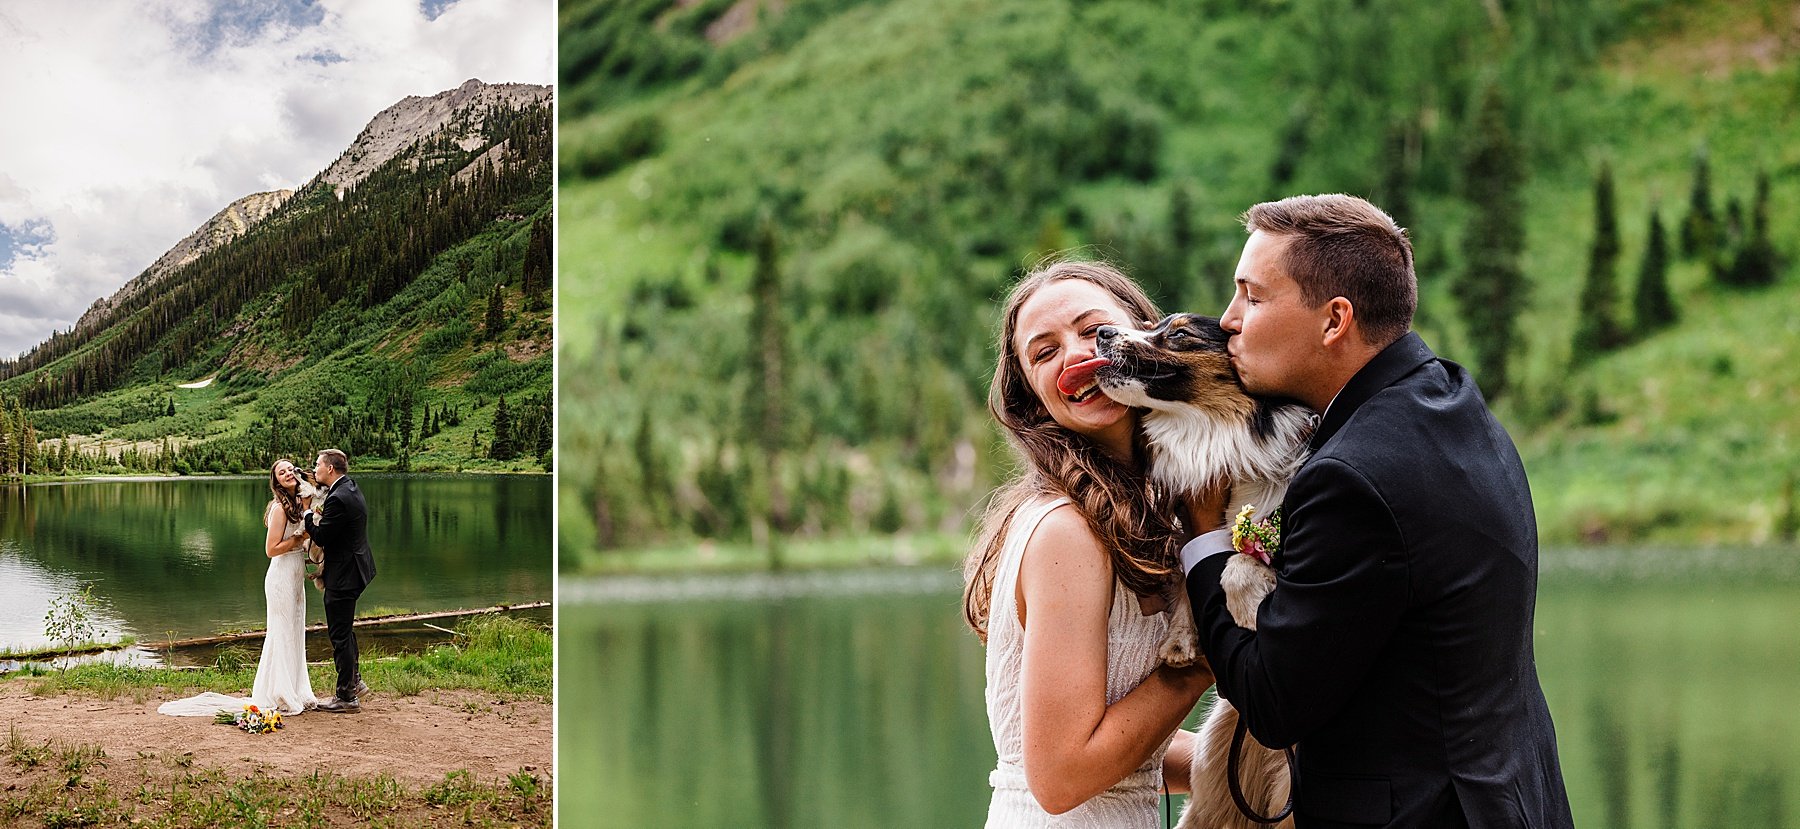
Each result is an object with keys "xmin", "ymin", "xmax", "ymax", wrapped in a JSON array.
[
  {"xmin": 1221, "ymin": 554, "xmax": 1277, "ymax": 631},
  {"xmin": 1158, "ymin": 587, "xmax": 1200, "ymax": 667},
  {"xmin": 1159, "ymin": 629, "xmax": 1201, "ymax": 667}
]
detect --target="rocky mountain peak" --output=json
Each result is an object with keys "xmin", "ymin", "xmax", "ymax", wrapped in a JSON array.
[
  {"xmin": 73, "ymin": 189, "xmax": 293, "ymax": 333},
  {"xmin": 312, "ymin": 78, "xmax": 553, "ymax": 198},
  {"xmin": 67, "ymin": 79, "xmax": 550, "ymax": 337}
]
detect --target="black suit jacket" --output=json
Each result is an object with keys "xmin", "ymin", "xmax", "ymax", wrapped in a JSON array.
[
  {"xmin": 305, "ymin": 476, "xmax": 377, "ymax": 596},
  {"xmin": 1187, "ymin": 333, "xmax": 1573, "ymax": 829}
]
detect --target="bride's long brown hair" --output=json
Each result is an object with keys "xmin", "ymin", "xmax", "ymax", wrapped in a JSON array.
[
  {"xmin": 962, "ymin": 260, "xmax": 1184, "ymax": 642},
  {"xmin": 269, "ymin": 459, "xmax": 304, "ymax": 524}
]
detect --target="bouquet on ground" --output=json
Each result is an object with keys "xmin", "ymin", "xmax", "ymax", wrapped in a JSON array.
[{"xmin": 215, "ymin": 703, "xmax": 283, "ymax": 734}]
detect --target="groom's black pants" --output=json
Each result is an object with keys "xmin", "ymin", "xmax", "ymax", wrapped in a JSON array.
[{"xmin": 323, "ymin": 588, "xmax": 364, "ymax": 699}]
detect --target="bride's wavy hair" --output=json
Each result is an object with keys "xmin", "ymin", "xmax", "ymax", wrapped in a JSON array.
[
  {"xmin": 269, "ymin": 459, "xmax": 304, "ymax": 524},
  {"xmin": 962, "ymin": 259, "xmax": 1183, "ymax": 642}
]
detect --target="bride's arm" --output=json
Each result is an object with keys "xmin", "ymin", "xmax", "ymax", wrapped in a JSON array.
[
  {"xmin": 264, "ymin": 503, "xmax": 301, "ymax": 559},
  {"xmin": 1018, "ymin": 505, "xmax": 1213, "ymax": 814}
]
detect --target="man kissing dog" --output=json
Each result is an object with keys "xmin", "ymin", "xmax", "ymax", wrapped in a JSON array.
[
  {"xmin": 1179, "ymin": 194, "xmax": 1574, "ymax": 829},
  {"xmin": 304, "ymin": 448, "xmax": 377, "ymax": 713}
]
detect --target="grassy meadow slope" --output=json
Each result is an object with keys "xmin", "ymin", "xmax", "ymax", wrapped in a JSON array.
[
  {"xmin": 558, "ymin": 0, "xmax": 1800, "ymax": 567},
  {"xmin": 2, "ymin": 104, "xmax": 554, "ymax": 476}
]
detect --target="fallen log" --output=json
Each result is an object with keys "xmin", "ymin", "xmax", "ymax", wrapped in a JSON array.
[{"xmin": 153, "ymin": 601, "xmax": 552, "ymax": 650}]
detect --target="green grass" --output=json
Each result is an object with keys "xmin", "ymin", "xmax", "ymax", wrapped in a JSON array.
[
  {"xmin": 8, "ymin": 615, "xmax": 552, "ymax": 703},
  {"xmin": 0, "ymin": 636, "xmax": 136, "ymax": 661},
  {"xmin": 362, "ymin": 615, "xmax": 552, "ymax": 699}
]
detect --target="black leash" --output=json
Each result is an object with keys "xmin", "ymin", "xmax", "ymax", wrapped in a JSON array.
[{"xmin": 1228, "ymin": 717, "xmax": 1297, "ymax": 824}]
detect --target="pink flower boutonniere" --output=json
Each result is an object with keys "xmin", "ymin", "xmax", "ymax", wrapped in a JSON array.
[{"xmin": 1231, "ymin": 504, "xmax": 1283, "ymax": 566}]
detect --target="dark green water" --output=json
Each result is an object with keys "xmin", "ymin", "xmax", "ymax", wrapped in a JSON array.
[
  {"xmin": 559, "ymin": 551, "xmax": 1800, "ymax": 828},
  {"xmin": 0, "ymin": 474, "xmax": 552, "ymax": 652}
]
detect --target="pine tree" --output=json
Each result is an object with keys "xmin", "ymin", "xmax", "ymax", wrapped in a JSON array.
[
  {"xmin": 1727, "ymin": 171, "xmax": 1779, "ymax": 287},
  {"xmin": 492, "ymin": 396, "xmax": 514, "ymax": 461},
  {"xmin": 537, "ymin": 405, "xmax": 553, "ymax": 469},
  {"xmin": 522, "ymin": 213, "xmax": 552, "ymax": 311},
  {"xmin": 1680, "ymin": 149, "xmax": 1717, "ymax": 259},
  {"xmin": 0, "ymin": 402, "xmax": 12, "ymax": 478},
  {"xmin": 748, "ymin": 215, "xmax": 789, "ymax": 550},
  {"xmin": 1167, "ymin": 183, "xmax": 1195, "ymax": 309},
  {"xmin": 1380, "ymin": 120, "xmax": 1415, "ymax": 231},
  {"xmin": 749, "ymin": 217, "xmax": 787, "ymax": 452},
  {"xmin": 1452, "ymin": 86, "xmax": 1529, "ymax": 400},
  {"xmin": 1633, "ymin": 209, "xmax": 1676, "ymax": 333},
  {"xmin": 485, "ymin": 283, "xmax": 506, "ymax": 340},
  {"xmin": 1573, "ymin": 161, "xmax": 1626, "ymax": 354}
]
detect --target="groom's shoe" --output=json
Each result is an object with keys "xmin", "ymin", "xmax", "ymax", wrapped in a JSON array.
[{"xmin": 316, "ymin": 697, "xmax": 361, "ymax": 714}]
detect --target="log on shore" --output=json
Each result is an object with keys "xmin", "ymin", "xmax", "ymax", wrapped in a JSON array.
[{"xmin": 152, "ymin": 602, "xmax": 552, "ymax": 650}]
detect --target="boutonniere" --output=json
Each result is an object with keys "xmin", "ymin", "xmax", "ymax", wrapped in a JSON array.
[{"xmin": 1231, "ymin": 504, "xmax": 1282, "ymax": 566}]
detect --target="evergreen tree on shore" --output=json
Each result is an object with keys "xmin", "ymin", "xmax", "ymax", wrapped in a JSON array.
[
  {"xmin": 1452, "ymin": 86, "xmax": 1529, "ymax": 400},
  {"xmin": 1633, "ymin": 209, "xmax": 1676, "ymax": 334},
  {"xmin": 748, "ymin": 215, "xmax": 789, "ymax": 548},
  {"xmin": 1680, "ymin": 149, "xmax": 1717, "ymax": 259},
  {"xmin": 492, "ymin": 396, "xmax": 515, "ymax": 461},
  {"xmin": 1573, "ymin": 161, "xmax": 1626, "ymax": 354}
]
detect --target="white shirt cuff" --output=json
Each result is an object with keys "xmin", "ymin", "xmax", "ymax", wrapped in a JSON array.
[{"xmin": 1181, "ymin": 529, "xmax": 1236, "ymax": 575}]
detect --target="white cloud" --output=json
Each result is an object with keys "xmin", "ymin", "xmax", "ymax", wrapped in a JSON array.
[{"xmin": 0, "ymin": 0, "xmax": 554, "ymax": 359}]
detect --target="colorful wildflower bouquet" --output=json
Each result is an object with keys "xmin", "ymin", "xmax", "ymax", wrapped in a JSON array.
[
  {"xmin": 214, "ymin": 703, "xmax": 283, "ymax": 734},
  {"xmin": 1230, "ymin": 504, "xmax": 1282, "ymax": 565}
]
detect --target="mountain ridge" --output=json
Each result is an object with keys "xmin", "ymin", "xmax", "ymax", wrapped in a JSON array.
[
  {"xmin": 64, "ymin": 79, "xmax": 553, "ymax": 343},
  {"xmin": 73, "ymin": 188, "xmax": 293, "ymax": 334},
  {"xmin": 0, "ymin": 78, "xmax": 555, "ymax": 476}
]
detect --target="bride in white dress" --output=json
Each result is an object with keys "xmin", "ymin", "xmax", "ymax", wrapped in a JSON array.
[
  {"xmin": 158, "ymin": 459, "xmax": 319, "ymax": 717},
  {"xmin": 965, "ymin": 263, "xmax": 1215, "ymax": 827}
]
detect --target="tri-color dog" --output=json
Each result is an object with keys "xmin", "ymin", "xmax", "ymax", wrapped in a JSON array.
[
  {"xmin": 297, "ymin": 471, "xmax": 328, "ymax": 591},
  {"xmin": 1092, "ymin": 313, "xmax": 1313, "ymax": 829}
]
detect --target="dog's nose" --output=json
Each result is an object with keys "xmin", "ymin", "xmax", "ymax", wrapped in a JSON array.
[{"xmin": 1096, "ymin": 325, "xmax": 1118, "ymax": 341}]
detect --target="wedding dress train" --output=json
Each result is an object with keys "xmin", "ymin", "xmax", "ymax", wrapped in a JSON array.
[{"xmin": 158, "ymin": 505, "xmax": 318, "ymax": 717}]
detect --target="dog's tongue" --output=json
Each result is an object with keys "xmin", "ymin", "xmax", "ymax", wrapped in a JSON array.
[{"xmin": 1056, "ymin": 357, "xmax": 1111, "ymax": 397}]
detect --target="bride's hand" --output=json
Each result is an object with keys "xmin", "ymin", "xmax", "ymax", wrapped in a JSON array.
[{"xmin": 1178, "ymin": 480, "xmax": 1231, "ymax": 538}]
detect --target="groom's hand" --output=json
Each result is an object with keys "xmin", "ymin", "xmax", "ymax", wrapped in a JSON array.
[{"xmin": 1177, "ymin": 480, "xmax": 1233, "ymax": 576}]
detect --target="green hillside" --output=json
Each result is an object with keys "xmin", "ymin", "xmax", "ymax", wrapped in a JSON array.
[
  {"xmin": 0, "ymin": 100, "xmax": 554, "ymax": 477},
  {"xmin": 558, "ymin": 0, "xmax": 1800, "ymax": 567}
]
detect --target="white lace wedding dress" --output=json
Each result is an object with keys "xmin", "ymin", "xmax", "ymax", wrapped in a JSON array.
[
  {"xmin": 158, "ymin": 502, "xmax": 318, "ymax": 717},
  {"xmin": 984, "ymin": 497, "xmax": 1174, "ymax": 828}
]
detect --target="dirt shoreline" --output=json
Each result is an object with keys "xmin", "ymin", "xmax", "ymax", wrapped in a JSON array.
[{"xmin": 1, "ymin": 683, "xmax": 551, "ymax": 784}]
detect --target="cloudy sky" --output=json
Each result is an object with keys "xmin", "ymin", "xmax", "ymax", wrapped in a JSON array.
[{"xmin": 0, "ymin": 0, "xmax": 554, "ymax": 359}]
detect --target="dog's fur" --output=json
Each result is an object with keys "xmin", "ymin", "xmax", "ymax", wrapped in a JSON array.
[
  {"xmin": 296, "ymin": 473, "xmax": 328, "ymax": 591},
  {"xmin": 1093, "ymin": 313, "xmax": 1313, "ymax": 829}
]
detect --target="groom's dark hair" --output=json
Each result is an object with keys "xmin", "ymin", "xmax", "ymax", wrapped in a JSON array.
[
  {"xmin": 1243, "ymin": 194, "xmax": 1416, "ymax": 347},
  {"xmin": 319, "ymin": 449, "xmax": 349, "ymax": 474}
]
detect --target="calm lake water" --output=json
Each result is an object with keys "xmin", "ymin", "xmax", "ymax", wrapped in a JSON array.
[
  {"xmin": 559, "ymin": 548, "xmax": 1800, "ymax": 828},
  {"xmin": 0, "ymin": 474, "xmax": 552, "ymax": 654}
]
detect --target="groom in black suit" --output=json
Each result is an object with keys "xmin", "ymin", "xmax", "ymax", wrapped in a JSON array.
[
  {"xmin": 304, "ymin": 448, "xmax": 377, "ymax": 713},
  {"xmin": 1182, "ymin": 195, "xmax": 1573, "ymax": 828}
]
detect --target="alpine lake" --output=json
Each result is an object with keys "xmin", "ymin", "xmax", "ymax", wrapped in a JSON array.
[
  {"xmin": 0, "ymin": 473, "xmax": 552, "ymax": 666},
  {"xmin": 560, "ymin": 546, "xmax": 1800, "ymax": 828}
]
